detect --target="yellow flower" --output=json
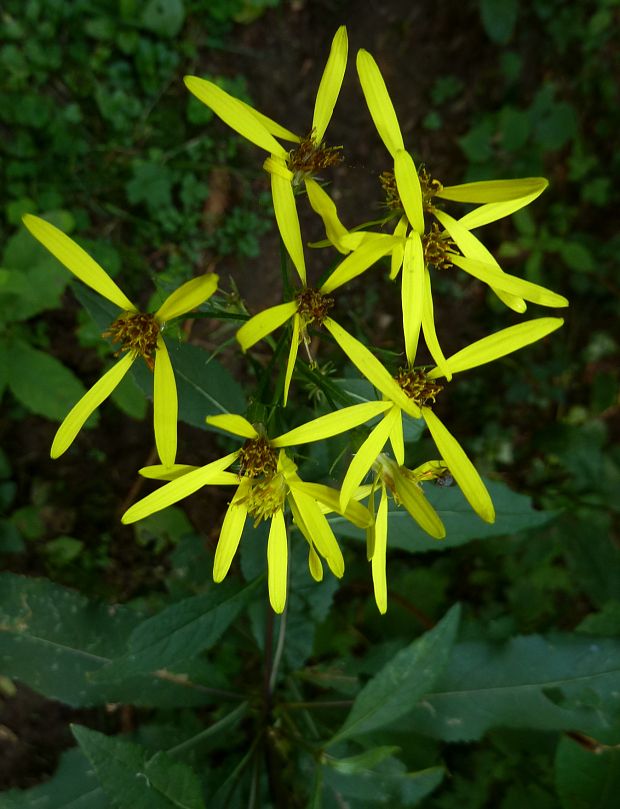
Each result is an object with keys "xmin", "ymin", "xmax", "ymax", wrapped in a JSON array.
[
  {"xmin": 335, "ymin": 317, "xmax": 565, "ymax": 522},
  {"xmin": 184, "ymin": 26, "xmax": 348, "ymax": 285},
  {"xmin": 22, "ymin": 214, "xmax": 218, "ymax": 465},
  {"xmin": 367, "ymin": 456, "xmax": 446, "ymax": 613},
  {"xmin": 236, "ymin": 234, "xmax": 399, "ymax": 403},
  {"xmin": 122, "ymin": 404, "xmax": 388, "ymax": 611}
]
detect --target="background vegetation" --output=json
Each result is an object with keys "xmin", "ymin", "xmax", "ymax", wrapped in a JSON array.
[{"xmin": 1, "ymin": 0, "xmax": 619, "ymax": 806}]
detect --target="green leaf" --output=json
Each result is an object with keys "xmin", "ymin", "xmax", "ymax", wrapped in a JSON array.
[
  {"xmin": 329, "ymin": 604, "xmax": 460, "ymax": 744},
  {"xmin": 322, "ymin": 760, "xmax": 445, "ymax": 806},
  {"xmin": 0, "ymin": 747, "xmax": 109, "ymax": 809},
  {"xmin": 92, "ymin": 578, "xmax": 261, "ymax": 681},
  {"xmin": 559, "ymin": 241, "xmax": 595, "ymax": 272},
  {"xmin": 72, "ymin": 725, "xmax": 206, "ymax": 809},
  {"xmin": 0, "ymin": 572, "xmax": 214, "ymax": 707},
  {"xmin": 126, "ymin": 161, "xmax": 174, "ymax": 212},
  {"xmin": 140, "ymin": 0, "xmax": 186, "ymax": 38},
  {"xmin": 555, "ymin": 736, "xmax": 620, "ymax": 809},
  {"xmin": 6, "ymin": 339, "xmax": 91, "ymax": 422},
  {"xmin": 330, "ymin": 478, "xmax": 552, "ymax": 551},
  {"xmin": 325, "ymin": 746, "xmax": 401, "ymax": 775},
  {"xmin": 403, "ymin": 634, "xmax": 620, "ymax": 741},
  {"xmin": 110, "ymin": 370, "xmax": 148, "ymax": 420},
  {"xmin": 480, "ymin": 0, "xmax": 519, "ymax": 44}
]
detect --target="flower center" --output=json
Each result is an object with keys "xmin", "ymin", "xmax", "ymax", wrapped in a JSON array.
[
  {"xmin": 418, "ymin": 166, "xmax": 444, "ymax": 210},
  {"xmin": 287, "ymin": 131, "xmax": 343, "ymax": 182},
  {"xmin": 103, "ymin": 312, "xmax": 160, "ymax": 370},
  {"xmin": 422, "ymin": 222, "xmax": 455, "ymax": 270},
  {"xmin": 394, "ymin": 368, "xmax": 444, "ymax": 407},
  {"xmin": 243, "ymin": 473, "xmax": 287, "ymax": 524},
  {"xmin": 380, "ymin": 166, "xmax": 444, "ymax": 214},
  {"xmin": 238, "ymin": 436, "xmax": 278, "ymax": 478},
  {"xmin": 295, "ymin": 287, "xmax": 334, "ymax": 326}
]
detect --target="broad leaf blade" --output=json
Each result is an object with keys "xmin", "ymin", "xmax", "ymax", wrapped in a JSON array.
[
  {"xmin": 93, "ymin": 578, "xmax": 260, "ymax": 681},
  {"xmin": 404, "ymin": 634, "xmax": 620, "ymax": 741},
  {"xmin": 329, "ymin": 604, "xmax": 460, "ymax": 743},
  {"xmin": 72, "ymin": 726, "xmax": 206, "ymax": 809},
  {"xmin": 0, "ymin": 573, "xmax": 213, "ymax": 707}
]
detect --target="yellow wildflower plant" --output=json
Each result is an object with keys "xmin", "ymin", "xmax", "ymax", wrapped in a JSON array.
[
  {"xmin": 236, "ymin": 233, "xmax": 400, "ymax": 403},
  {"xmin": 22, "ymin": 214, "xmax": 218, "ymax": 466},
  {"xmin": 367, "ymin": 456, "xmax": 447, "ymax": 613},
  {"xmin": 335, "ymin": 317, "xmax": 565, "ymax": 521},
  {"xmin": 355, "ymin": 48, "xmax": 554, "ymax": 316},
  {"xmin": 122, "ymin": 405, "xmax": 386, "ymax": 611},
  {"xmin": 184, "ymin": 26, "xmax": 348, "ymax": 284}
]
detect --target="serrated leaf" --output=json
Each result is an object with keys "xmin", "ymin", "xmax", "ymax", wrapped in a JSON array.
[
  {"xmin": 93, "ymin": 578, "xmax": 261, "ymax": 682},
  {"xmin": 140, "ymin": 0, "xmax": 186, "ymax": 38},
  {"xmin": 403, "ymin": 634, "xmax": 620, "ymax": 741},
  {"xmin": 72, "ymin": 726, "xmax": 205, "ymax": 809},
  {"xmin": 325, "ymin": 746, "xmax": 400, "ymax": 774},
  {"xmin": 322, "ymin": 760, "xmax": 444, "ymax": 806},
  {"xmin": 0, "ymin": 747, "xmax": 109, "ymax": 809},
  {"xmin": 0, "ymin": 573, "xmax": 214, "ymax": 707},
  {"xmin": 6, "ymin": 339, "xmax": 91, "ymax": 422},
  {"xmin": 555, "ymin": 736, "xmax": 620, "ymax": 809},
  {"xmin": 329, "ymin": 604, "xmax": 460, "ymax": 744},
  {"xmin": 330, "ymin": 478, "xmax": 552, "ymax": 550}
]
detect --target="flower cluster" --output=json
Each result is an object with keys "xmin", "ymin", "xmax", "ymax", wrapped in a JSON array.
[{"xmin": 24, "ymin": 27, "xmax": 567, "ymax": 614}]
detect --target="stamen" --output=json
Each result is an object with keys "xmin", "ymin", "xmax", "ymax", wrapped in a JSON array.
[
  {"xmin": 422, "ymin": 222, "xmax": 455, "ymax": 270},
  {"xmin": 395, "ymin": 368, "xmax": 444, "ymax": 407},
  {"xmin": 103, "ymin": 312, "xmax": 160, "ymax": 370},
  {"xmin": 243, "ymin": 474, "xmax": 287, "ymax": 525},
  {"xmin": 379, "ymin": 170, "xmax": 401, "ymax": 211},
  {"xmin": 295, "ymin": 288, "xmax": 334, "ymax": 326},
  {"xmin": 238, "ymin": 436, "xmax": 278, "ymax": 478},
  {"xmin": 418, "ymin": 166, "xmax": 444, "ymax": 210},
  {"xmin": 287, "ymin": 131, "xmax": 343, "ymax": 183}
]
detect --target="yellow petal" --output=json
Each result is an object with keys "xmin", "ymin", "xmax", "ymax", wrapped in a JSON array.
[
  {"xmin": 213, "ymin": 482, "xmax": 250, "ymax": 582},
  {"xmin": 371, "ymin": 487, "xmax": 388, "ymax": 614},
  {"xmin": 267, "ymin": 509, "xmax": 288, "ymax": 613},
  {"xmin": 236, "ymin": 301, "xmax": 297, "ymax": 352},
  {"xmin": 321, "ymin": 234, "xmax": 399, "ymax": 293},
  {"xmin": 394, "ymin": 150, "xmax": 424, "ymax": 233},
  {"xmin": 428, "ymin": 317, "xmax": 565, "ymax": 379},
  {"xmin": 206, "ymin": 414, "xmax": 258, "ymax": 439},
  {"xmin": 422, "ymin": 408, "xmax": 495, "ymax": 523},
  {"xmin": 238, "ymin": 99, "xmax": 300, "ymax": 142},
  {"xmin": 270, "ymin": 168, "xmax": 306, "ymax": 284},
  {"xmin": 305, "ymin": 178, "xmax": 352, "ymax": 254},
  {"xmin": 153, "ymin": 337, "xmax": 178, "ymax": 467},
  {"xmin": 139, "ymin": 464, "xmax": 239, "ymax": 485},
  {"xmin": 272, "ymin": 400, "xmax": 392, "ymax": 447},
  {"xmin": 432, "ymin": 208, "xmax": 526, "ymax": 313},
  {"xmin": 437, "ymin": 177, "xmax": 548, "ymax": 203},
  {"xmin": 51, "ymin": 352, "xmax": 134, "ymax": 459},
  {"xmin": 366, "ymin": 479, "xmax": 378, "ymax": 560},
  {"xmin": 402, "ymin": 231, "xmax": 424, "ymax": 365},
  {"xmin": 393, "ymin": 471, "xmax": 446, "ymax": 539},
  {"xmin": 457, "ymin": 191, "xmax": 546, "ymax": 229},
  {"xmin": 183, "ymin": 76, "xmax": 288, "ymax": 158},
  {"xmin": 283, "ymin": 313, "xmax": 300, "ymax": 406},
  {"xmin": 323, "ymin": 319, "xmax": 421, "ymax": 419},
  {"xmin": 22, "ymin": 215, "xmax": 136, "ymax": 312},
  {"xmin": 155, "ymin": 273, "xmax": 218, "ymax": 322},
  {"xmin": 339, "ymin": 406, "xmax": 399, "ymax": 511},
  {"xmin": 140, "ymin": 463, "xmax": 199, "ymax": 480},
  {"xmin": 121, "ymin": 451, "xmax": 240, "ymax": 524},
  {"xmin": 308, "ymin": 543, "xmax": 324, "ymax": 582},
  {"xmin": 421, "ymin": 267, "xmax": 451, "ymax": 380},
  {"xmin": 450, "ymin": 254, "xmax": 568, "ymax": 308},
  {"xmin": 263, "ymin": 155, "xmax": 295, "ymax": 181},
  {"xmin": 389, "ymin": 413, "xmax": 405, "ymax": 466},
  {"xmin": 289, "ymin": 487, "xmax": 344, "ymax": 578},
  {"xmin": 293, "ymin": 481, "xmax": 373, "ymax": 529},
  {"xmin": 312, "ymin": 25, "xmax": 348, "ymax": 143},
  {"xmin": 356, "ymin": 49, "xmax": 405, "ymax": 157},
  {"xmin": 389, "ymin": 215, "xmax": 409, "ymax": 280}
]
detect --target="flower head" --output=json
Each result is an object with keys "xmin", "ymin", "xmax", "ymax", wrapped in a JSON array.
[
  {"xmin": 184, "ymin": 27, "xmax": 348, "ymax": 284},
  {"xmin": 122, "ymin": 404, "xmax": 389, "ymax": 611},
  {"xmin": 22, "ymin": 214, "xmax": 218, "ymax": 465}
]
